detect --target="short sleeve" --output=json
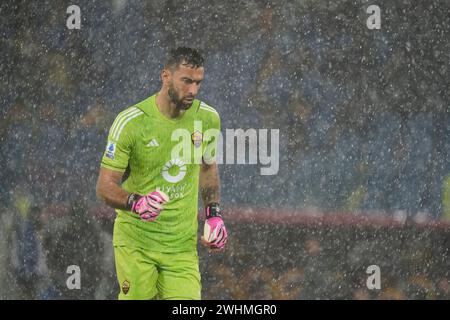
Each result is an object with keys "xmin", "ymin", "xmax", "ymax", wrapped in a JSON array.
[{"xmin": 100, "ymin": 108, "xmax": 141, "ymax": 172}]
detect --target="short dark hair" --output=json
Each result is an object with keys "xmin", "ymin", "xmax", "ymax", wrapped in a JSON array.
[{"xmin": 164, "ymin": 47, "xmax": 204, "ymax": 71}]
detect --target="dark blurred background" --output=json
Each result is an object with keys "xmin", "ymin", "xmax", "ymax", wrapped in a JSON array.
[{"xmin": 0, "ymin": 0, "xmax": 449, "ymax": 299}]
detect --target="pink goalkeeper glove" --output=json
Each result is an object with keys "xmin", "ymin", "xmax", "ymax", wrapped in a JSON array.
[
  {"xmin": 202, "ymin": 203, "xmax": 228, "ymax": 250},
  {"xmin": 127, "ymin": 191, "xmax": 169, "ymax": 222}
]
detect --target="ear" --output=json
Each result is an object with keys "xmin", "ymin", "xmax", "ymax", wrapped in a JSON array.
[{"xmin": 161, "ymin": 69, "xmax": 171, "ymax": 85}]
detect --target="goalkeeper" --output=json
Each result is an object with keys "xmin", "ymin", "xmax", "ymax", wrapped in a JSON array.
[{"xmin": 96, "ymin": 47, "xmax": 227, "ymax": 300}]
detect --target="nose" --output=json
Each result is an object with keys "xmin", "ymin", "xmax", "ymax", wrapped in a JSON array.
[{"xmin": 188, "ymin": 83, "xmax": 200, "ymax": 97}]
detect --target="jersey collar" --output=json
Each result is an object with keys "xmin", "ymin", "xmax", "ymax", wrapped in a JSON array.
[
  {"xmin": 136, "ymin": 94, "xmax": 200, "ymax": 120},
  {"xmin": 134, "ymin": 94, "xmax": 156, "ymax": 116}
]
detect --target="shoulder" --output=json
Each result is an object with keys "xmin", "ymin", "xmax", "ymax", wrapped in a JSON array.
[
  {"xmin": 198, "ymin": 100, "xmax": 219, "ymax": 115},
  {"xmin": 109, "ymin": 105, "xmax": 145, "ymax": 141},
  {"xmin": 115, "ymin": 105, "xmax": 146, "ymax": 119},
  {"xmin": 196, "ymin": 100, "xmax": 220, "ymax": 123},
  {"xmin": 198, "ymin": 100, "xmax": 219, "ymax": 117}
]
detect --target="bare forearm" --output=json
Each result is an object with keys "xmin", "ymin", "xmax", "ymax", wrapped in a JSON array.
[
  {"xmin": 96, "ymin": 169, "xmax": 131, "ymax": 210},
  {"xmin": 97, "ymin": 183, "xmax": 130, "ymax": 210},
  {"xmin": 200, "ymin": 162, "xmax": 221, "ymax": 206},
  {"xmin": 201, "ymin": 185, "xmax": 220, "ymax": 205}
]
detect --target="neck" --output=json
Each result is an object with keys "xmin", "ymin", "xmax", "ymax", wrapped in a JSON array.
[{"xmin": 155, "ymin": 90, "xmax": 185, "ymax": 119}]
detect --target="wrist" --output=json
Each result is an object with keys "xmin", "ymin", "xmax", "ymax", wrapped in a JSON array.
[
  {"xmin": 126, "ymin": 193, "xmax": 141, "ymax": 211},
  {"xmin": 205, "ymin": 202, "xmax": 222, "ymax": 219}
]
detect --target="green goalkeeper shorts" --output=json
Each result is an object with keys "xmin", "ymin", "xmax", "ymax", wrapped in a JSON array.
[{"xmin": 114, "ymin": 246, "xmax": 201, "ymax": 300}]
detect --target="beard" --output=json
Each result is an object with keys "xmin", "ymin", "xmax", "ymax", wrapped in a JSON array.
[{"xmin": 168, "ymin": 84, "xmax": 194, "ymax": 110}]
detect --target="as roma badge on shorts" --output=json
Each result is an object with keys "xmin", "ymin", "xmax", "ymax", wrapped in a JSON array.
[
  {"xmin": 122, "ymin": 280, "xmax": 130, "ymax": 295},
  {"xmin": 191, "ymin": 130, "xmax": 203, "ymax": 148}
]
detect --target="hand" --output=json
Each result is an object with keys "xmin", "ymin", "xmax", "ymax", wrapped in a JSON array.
[
  {"xmin": 201, "ymin": 204, "xmax": 228, "ymax": 253},
  {"xmin": 131, "ymin": 191, "xmax": 169, "ymax": 222}
]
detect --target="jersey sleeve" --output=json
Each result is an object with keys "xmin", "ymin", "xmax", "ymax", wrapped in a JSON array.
[
  {"xmin": 202, "ymin": 105, "xmax": 221, "ymax": 164},
  {"xmin": 100, "ymin": 109, "xmax": 139, "ymax": 172}
]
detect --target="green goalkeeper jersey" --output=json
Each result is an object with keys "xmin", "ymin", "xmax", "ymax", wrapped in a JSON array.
[{"xmin": 100, "ymin": 94, "xmax": 220, "ymax": 253}]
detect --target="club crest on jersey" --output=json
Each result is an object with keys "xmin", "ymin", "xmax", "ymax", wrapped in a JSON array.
[
  {"xmin": 106, "ymin": 141, "xmax": 116, "ymax": 159},
  {"xmin": 122, "ymin": 280, "xmax": 130, "ymax": 295},
  {"xmin": 191, "ymin": 130, "xmax": 203, "ymax": 148}
]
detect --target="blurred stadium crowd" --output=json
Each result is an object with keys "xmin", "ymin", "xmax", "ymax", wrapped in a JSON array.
[{"xmin": 0, "ymin": 0, "xmax": 449, "ymax": 299}]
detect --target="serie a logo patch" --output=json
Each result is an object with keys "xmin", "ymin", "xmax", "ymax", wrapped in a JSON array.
[{"xmin": 106, "ymin": 141, "xmax": 116, "ymax": 159}]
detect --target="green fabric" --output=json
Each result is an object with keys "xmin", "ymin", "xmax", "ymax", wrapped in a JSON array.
[
  {"xmin": 443, "ymin": 174, "xmax": 450, "ymax": 220},
  {"xmin": 114, "ymin": 245, "xmax": 201, "ymax": 300},
  {"xmin": 100, "ymin": 94, "xmax": 220, "ymax": 252}
]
